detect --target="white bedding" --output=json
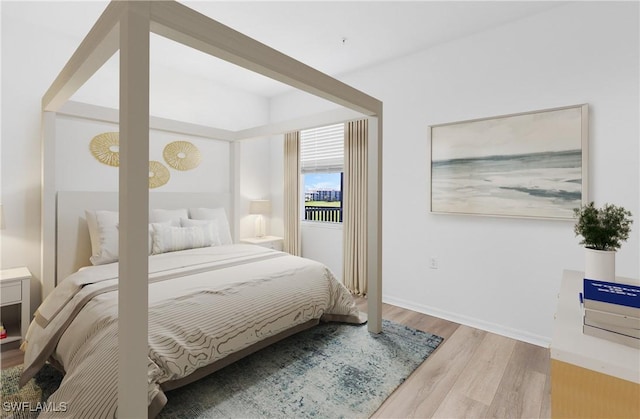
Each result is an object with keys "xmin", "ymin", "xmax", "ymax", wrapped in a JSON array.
[{"xmin": 20, "ymin": 244, "xmax": 363, "ymax": 418}]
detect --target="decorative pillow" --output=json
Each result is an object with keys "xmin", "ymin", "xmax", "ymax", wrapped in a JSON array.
[
  {"xmin": 85, "ymin": 210, "xmax": 119, "ymax": 265},
  {"xmin": 189, "ymin": 207, "xmax": 233, "ymax": 245},
  {"xmin": 180, "ymin": 218, "xmax": 222, "ymax": 246},
  {"xmin": 106, "ymin": 222, "xmax": 172, "ymax": 257},
  {"xmin": 151, "ymin": 224, "xmax": 216, "ymax": 255},
  {"xmin": 87, "ymin": 209, "xmax": 179, "ymax": 263},
  {"xmin": 151, "ymin": 208, "xmax": 188, "ymax": 224},
  {"xmin": 148, "ymin": 221, "xmax": 173, "ymax": 254}
]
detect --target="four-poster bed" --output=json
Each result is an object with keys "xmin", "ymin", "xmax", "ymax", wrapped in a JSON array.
[
  {"xmin": 23, "ymin": 190, "xmax": 365, "ymax": 416},
  {"xmin": 34, "ymin": 0, "xmax": 383, "ymax": 416}
]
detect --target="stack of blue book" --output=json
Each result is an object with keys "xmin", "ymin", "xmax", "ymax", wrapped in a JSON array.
[{"xmin": 582, "ymin": 278, "xmax": 640, "ymax": 349}]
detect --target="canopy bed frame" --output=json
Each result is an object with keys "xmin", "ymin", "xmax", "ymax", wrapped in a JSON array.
[{"xmin": 40, "ymin": 1, "xmax": 383, "ymax": 416}]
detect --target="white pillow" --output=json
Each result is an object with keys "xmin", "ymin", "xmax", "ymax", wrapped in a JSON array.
[
  {"xmin": 189, "ymin": 207, "xmax": 232, "ymax": 245},
  {"xmin": 180, "ymin": 218, "xmax": 222, "ymax": 246},
  {"xmin": 86, "ymin": 210, "xmax": 119, "ymax": 265},
  {"xmin": 151, "ymin": 224, "xmax": 216, "ymax": 255},
  {"xmin": 151, "ymin": 208, "xmax": 188, "ymax": 224},
  {"xmin": 105, "ymin": 222, "xmax": 171, "ymax": 257},
  {"xmin": 148, "ymin": 221, "xmax": 174, "ymax": 254},
  {"xmin": 85, "ymin": 209, "xmax": 101, "ymax": 260}
]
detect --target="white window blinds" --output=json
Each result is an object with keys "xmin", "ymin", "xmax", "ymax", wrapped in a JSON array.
[{"xmin": 300, "ymin": 123, "xmax": 344, "ymax": 173}]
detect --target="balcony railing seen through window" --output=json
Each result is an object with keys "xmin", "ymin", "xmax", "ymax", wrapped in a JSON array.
[{"xmin": 304, "ymin": 206, "xmax": 343, "ymax": 223}]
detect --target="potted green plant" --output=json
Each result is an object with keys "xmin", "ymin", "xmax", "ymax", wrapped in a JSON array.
[{"xmin": 573, "ymin": 202, "xmax": 633, "ymax": 281}]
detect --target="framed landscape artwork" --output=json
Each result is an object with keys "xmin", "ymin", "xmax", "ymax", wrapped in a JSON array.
[{"xmin": 430, "ymin": 104, "xmax": 588, "ymax": 220}]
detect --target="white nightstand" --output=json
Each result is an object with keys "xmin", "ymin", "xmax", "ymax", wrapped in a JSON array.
[
  {"xmin": 1, "ymin": 267, "xmax": 31, "ymax": 346},
  {"xmin": 240, "ymin": 236, "xmax": 284, "ymax": 251}
]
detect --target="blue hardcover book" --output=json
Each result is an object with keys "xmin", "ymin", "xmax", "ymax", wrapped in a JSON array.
[{"xmin": 583, "ymin": 278, "xmax": 640, "ymax": 317}]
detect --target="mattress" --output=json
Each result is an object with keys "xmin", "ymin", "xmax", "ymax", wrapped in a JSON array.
[{"xmin": 20, "ymin": 244, "xmax": 364, "ymax": 417}]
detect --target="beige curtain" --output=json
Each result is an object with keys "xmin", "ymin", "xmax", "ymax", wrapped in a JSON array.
[
  {"xmin": 343, "ymin": 119, "xmax": 368, "ymax": 295},
  {"xmin": 283, "ymin": 132, "xmax": 301, "ymax": 256}
]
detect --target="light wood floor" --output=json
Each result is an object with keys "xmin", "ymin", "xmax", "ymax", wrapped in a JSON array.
[
  {"xmin": 355, "ymin": 299, "xmax": 552, "ymax": 419},
  {"xmin": 1, "ymin": 300, "xmax": 551, "ymax": 418},
  {"xmin": 1, "ymin": 340, "xmax": 23, "ymax": 369}
]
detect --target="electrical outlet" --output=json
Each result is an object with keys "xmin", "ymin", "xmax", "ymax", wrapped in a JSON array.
[{"xmin": 429, "ymin": 257, "xmax": 438, "ymax": 269}]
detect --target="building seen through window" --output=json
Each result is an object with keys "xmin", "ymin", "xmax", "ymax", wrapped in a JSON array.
[{"xmin": 303, "ymin": 172, "xmax": 343, "ymax": 223}]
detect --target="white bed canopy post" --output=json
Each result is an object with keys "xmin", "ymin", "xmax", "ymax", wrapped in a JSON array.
[
  {"xmin": 41, "ymin": 112, "xmax": 57, "ymax": 298},
  {"xmin": 367, "ymin": 116, "xmax": 382, "ymax": 333},
  {"xmin": 231, "ymin": 141, "xmax": 242, "ymax": 243},
  {"xmin": 118, "ymin": 2, "xmax": 151, "ymax": 417}
]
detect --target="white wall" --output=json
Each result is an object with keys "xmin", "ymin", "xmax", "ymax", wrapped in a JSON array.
[
  {"xmin": 238, "ymin": 137, "xmax": 273, "ymax": 239},
  {"xmin": 269, "ymin": 136, "xmax": 285, "ymax": 239},
  {"xmin": 301, "ymin": 222, "xmax": 343, "ymax": 280},
  {"xmin": 55, "ymin": 115, "xmax": 230, "ymax": 193},
  {"xmin": 1, "ymin": 3, "xmax": 270, "ymax": 312},
  {"xmin": 1, "ymin": 13, "xmax": 75, "ymax": 312},
  {"xmin": 269, "ymin": 2, "xmax": 640, "ymax": 345},
  {"xmin": 71, "ymin": 51, "xmax": 271, "ymax": 132}
]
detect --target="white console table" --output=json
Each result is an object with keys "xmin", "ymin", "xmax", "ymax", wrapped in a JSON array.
[{"xmin": 551, "ymin": 270, "xmax": 639, "ymax": 418}]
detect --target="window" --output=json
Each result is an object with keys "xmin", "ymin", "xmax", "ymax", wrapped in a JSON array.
[{"xmin": 300, "ymin": 123, "xmax": 344, "ymax": 223}]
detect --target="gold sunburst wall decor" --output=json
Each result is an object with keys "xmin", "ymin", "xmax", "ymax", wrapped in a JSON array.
[
  {"xmin": 163, "ymin": 141, "xmax": 201, "ymax": 171},
  {"xmin": 148, "ymin": 161, "xmax": 170, "ymax": 189},
  {"xmin": 90, "ymin": 132, "xmax": 120, "ymax": 167}
]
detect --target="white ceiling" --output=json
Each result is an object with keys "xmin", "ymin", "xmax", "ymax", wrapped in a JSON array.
[{"xmin": 5, "ymin": 0, "xmax": 564, "ymax": 98}]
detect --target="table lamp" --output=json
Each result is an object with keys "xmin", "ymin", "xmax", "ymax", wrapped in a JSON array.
[{"xmin": 249, "ymin": 200, "xmax": 271, "ymax": 238}]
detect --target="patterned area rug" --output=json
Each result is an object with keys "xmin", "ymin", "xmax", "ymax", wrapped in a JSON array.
[
  {"xmin": 1, "ymin": 319, "xmax": 443, "ymax": 418},
  {"xmin": 1, "ymin": 363, "xmax": 62, "ymax": 419}
]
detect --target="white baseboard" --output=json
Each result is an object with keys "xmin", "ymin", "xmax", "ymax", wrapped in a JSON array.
[{"xmin": 382, "ymin": 294, "xmax": 551, "ymax": 348}]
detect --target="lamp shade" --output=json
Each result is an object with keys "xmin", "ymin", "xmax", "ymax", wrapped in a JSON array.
[{"xmin": 249, "ymin": 200, "xmax": 271, "ymax": 215}]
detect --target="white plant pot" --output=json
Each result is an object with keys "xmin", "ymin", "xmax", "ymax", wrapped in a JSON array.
[{"xmin": 584, "ymin": 248, "xmax": 616, "ymax": 282}]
